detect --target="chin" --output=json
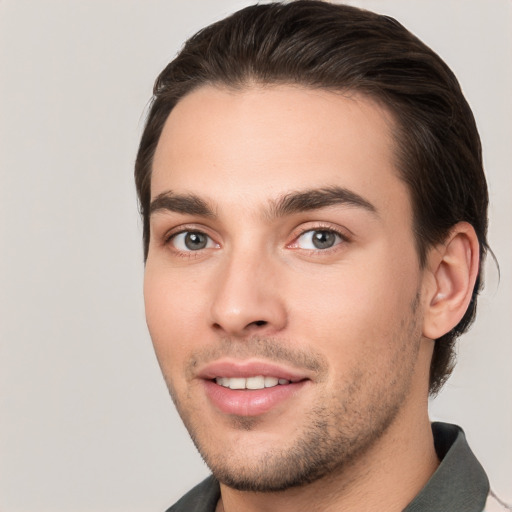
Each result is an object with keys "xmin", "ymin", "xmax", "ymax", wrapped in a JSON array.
[{"xmin": 188, "ymin": 399, "xmax": 400, "ymax": 494}]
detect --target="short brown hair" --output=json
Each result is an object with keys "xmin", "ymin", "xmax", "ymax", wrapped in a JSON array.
[{"xmin": 135, "ymin": 1, "xmax": 489, "ymax": 394}]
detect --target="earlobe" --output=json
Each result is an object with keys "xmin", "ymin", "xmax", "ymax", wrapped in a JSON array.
[{"xmin": 422, "ymin": 222, "xmax": 480, "ymax": 340}]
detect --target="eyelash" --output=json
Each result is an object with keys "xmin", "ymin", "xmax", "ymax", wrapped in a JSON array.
[
  {"xmin": 290, "ymin": 224, "xmax": 350, "ymax": 253},
  {"xmin": 164, "ymin": 226, "xmax": 219, "ymax": 258},
  {"xmin": 163, "ymin": 224, "xmax": 350, "ymax": 256}
]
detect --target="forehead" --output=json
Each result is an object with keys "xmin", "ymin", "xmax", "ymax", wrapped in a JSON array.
[{"xmin": 151, "ymin": 85, "xmax": 409, "ymax": 218}]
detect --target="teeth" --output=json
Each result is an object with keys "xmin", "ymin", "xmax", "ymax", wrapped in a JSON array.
[
  {"xmin": 246, "ymin": 376, "xmax": 265, "ymax": 389},
  {"xmin": 228, "ymin": 377, "xmax": 246, "ymax": 390},
  {"xmin": 264, "ymin": 376, "xmax": 279, "ymax": 387},
  {"xmin": 215, "ymin": 376, "xmax": 291, "ymax": 389}
]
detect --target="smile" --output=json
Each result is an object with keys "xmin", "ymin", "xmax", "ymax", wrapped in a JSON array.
[
  {"xmin": 214, "ymin": 376, "xmax": 292, "ymax": 389},
  {"xmin": 198, "ymin": 360, "xmax": 312, "ymax": 416}
]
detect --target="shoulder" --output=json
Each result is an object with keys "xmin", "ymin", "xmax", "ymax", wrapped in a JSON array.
[
  {"xmin": 165, "ymin": 475, "xmax": 220, "ymax": 512},
  {"xmin": 484, "ymin": 490, "xmax": 512, "ymax": 512}
]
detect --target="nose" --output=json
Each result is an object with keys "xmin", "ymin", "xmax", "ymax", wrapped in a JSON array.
[{"xmin": 209, "ymin": 250, "xmax": 287, "ymax": 337}]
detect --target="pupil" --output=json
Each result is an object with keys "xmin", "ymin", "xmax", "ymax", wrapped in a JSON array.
[
  {"xmin": 313, "ymin": 230, "xmax": 335, "ymax": 249},
  {"xmin": 185, "ymin": 232, "xmax": 207, "ymax": 250}
]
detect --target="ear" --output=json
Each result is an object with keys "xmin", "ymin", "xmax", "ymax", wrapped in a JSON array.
[{"xmin": 422, "ymin": 222, "xmax": 480, "ymax": 340}]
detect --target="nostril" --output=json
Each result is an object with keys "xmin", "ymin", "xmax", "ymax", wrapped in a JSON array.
[{"xmin": 211, "ymin": 319, "xmax": 268, "ymax": 333}]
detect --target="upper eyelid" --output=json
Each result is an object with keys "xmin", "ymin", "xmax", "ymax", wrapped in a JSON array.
[
  {"xmin": 297, "ymin": 228, "xmax": 344, "ymax": 239},
  {"xmin": 163, "ymin": 224, "xmax": 217, "ymax": 241},
  {"xmin": 291, "ymin": 222, "xmax": 352, "ymax": 240}
]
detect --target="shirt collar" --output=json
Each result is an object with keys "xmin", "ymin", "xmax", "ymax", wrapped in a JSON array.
[{"xmin": 403, "ymin": 422, "xmax": 489, "ymax": 511}]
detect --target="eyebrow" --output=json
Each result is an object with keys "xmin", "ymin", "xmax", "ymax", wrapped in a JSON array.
[
  {"xmin": 150, "ymin": 192, "xmax": 216, "ymax": 218},
  {"xmin": 149, "ymin": 186, "xmax": 377, "ymax": 219},
  {"xmin": 268, "ymin": 186, "xmax": 378, "ymax": 219}
]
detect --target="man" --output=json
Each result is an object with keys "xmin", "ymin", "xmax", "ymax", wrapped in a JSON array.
[{"xmin": 134, "ymin": 2, "xmax": 508, "ymax": 510}]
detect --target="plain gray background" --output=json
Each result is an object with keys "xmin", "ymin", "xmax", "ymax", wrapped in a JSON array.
[{"xmin": 1, "ymin": 1, "xmax": 510, "ymax": 511}]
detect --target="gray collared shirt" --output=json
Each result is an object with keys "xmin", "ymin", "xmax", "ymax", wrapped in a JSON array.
[{"xmin": 167, "ymin": 422, "xmax": 491, "ymax": 512}]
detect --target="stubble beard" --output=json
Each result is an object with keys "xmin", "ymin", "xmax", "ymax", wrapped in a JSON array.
[{"xmin": 165, "ymin": 298, "xmax": 422, "ymax": 493}]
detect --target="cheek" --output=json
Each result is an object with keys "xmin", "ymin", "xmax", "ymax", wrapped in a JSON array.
[
  {"xmin": 288, "ymin": 251, "xmax": 420, "ymax": 359},
  {"xmin": 143, "ymin": 265, "xmax": 205, "ymax": 372}
]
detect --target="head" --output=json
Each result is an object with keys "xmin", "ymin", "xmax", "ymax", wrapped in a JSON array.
[
  {"xmin": 136, "ymin": 0, "xmax": 488, "ymax": 396},
  {"xmin": 135, "ymin": 0, "xmax": 488, "ymax": 492}
]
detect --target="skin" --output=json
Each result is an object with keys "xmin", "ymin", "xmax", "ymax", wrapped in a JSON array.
[{"xmin": 144, "ymin": 85, "xmax": 478, "ymax": 512}]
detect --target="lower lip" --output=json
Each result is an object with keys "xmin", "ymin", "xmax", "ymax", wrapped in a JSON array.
[{"xmin": 203, "ymin": 380, "xmax": 308, "ymax": 416}]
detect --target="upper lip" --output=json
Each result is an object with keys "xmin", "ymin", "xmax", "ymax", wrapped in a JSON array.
[{"xmin": 197, "ymin": 359, "xmax": 311, "ymax": 382}]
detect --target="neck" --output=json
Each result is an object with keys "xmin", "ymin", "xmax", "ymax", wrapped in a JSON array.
[{"xmin": 218, "ymin": 405, "xmax": 438, "ymax": 512}]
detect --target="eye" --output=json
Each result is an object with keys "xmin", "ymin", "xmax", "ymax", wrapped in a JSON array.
[
  {"xmin": 296, "ymin": 229, "xmax": 343, "ymax": 250},
  {"xmin": 170, "ymin": 231, "xmax": 216, "ymax": 251}
]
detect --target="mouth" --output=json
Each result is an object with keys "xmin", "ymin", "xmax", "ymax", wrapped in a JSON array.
[
  {"xmin": 214, "ymin": 375, "xmax": 299, "ymax": 390},
  {"xmin": 198, "ymin": 361, "xmax": 311, "ymax": 416}
]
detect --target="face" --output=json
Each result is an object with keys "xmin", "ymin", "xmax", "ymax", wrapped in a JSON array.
[{"xmin": 145, "ymin": 85, "xmax": 432, "ymax": 491}]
